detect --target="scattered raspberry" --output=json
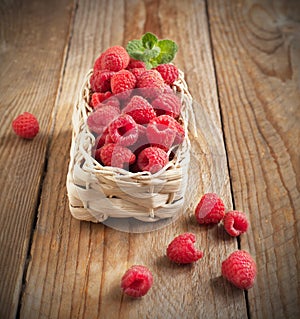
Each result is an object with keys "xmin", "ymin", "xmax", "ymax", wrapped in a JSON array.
[
  {"xmin": 223, "ymin": 211, "xmax": 249, "ymax": 237},
  {"xmin": 90, "ymin": 70, "xmax": 115, "ymax": 93},
  {"xmin": 130, "ymin": 67, "xmax": 146, "ymax": 81},
  {"xmin": 195, "ymin": 193, "xmax": 225, "ymax": 224},
  {"xmin": 108, "ymin": 114, "xmax": 138, "ymax": 146},
  {"xmin": 87, "ymin": 106, "xmax": 120, "ymax": 135},
  {"xmin": 121, "ymin": 265, "xmax": 153, "ymax": 298},
  {"xmin": 90, "ymin": 92, "xmax": 112, "ymax": 108},
  {"xmin": 221, "ymin": 250, "xmax": 257, "ymax": 290},
  {"xmin": 12, "ymin": 112, "xmax": 39, "ymax": 139},
  {"xmin": 99, "ymin": 45, "xmax": 130, "ymax": 72},
  {"xmin": 97, "ymin": 143, "xmax": 136, "ymax": 169},
  {"xmin": 166, "ymin": 233, "xmax": 203, "ymax": 264},
  {"xmin": 137, "ymin": 70, "xmax": 164, "ymax": 99},
  {"xmin": 111, "ymin": 70, "xmax": 136, "ymax": 95},
  {"xmin": 123, "ymin": 95, "xmax": 156, "ymax": 124},
  {"xmin": 155, "ymin": 64, "xmax": 179, "ymax": 85},
  {"xmin": 146, "ymin": 116, "xmax": 176, "ymax": 151},
  {"xmin": 127, "ymin": 58, "xmax": 147, "ymax": 69},
  {"xmin": 137, "ymin": 146, "xmax": 168, "ymax": 174},
  {"xmin": 152, "ymin": 93, "xmax": 181, "ymax": 118}
]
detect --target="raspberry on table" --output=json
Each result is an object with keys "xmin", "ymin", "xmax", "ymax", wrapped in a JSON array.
[
  {"xmin": 111, "ymin": 70, "xmax": 137, "ymax": 95},
  {"xmin": 166, "ymin": 233, "xmax": 204, "ymax": 264},
  {"xmin": 152, "ymin": 92, "xmax": 181, "ymax": 118},
  {"xmin": 108, "ymin": 114, "xmax": 138, "ymax": 146},
  {"xmin": 90, "ymin": 70, "xmax": 115, "ymax": 93},
  {"xmin": 123, "ymin": 95, "xmax": 156, "ymax": 124},
  {"xmin": 137, "ymin": 146, "xmax": 168, "ymax": 174},
  {"xmin": 146, "ymin": 116, "xmax": 177, "ymax": 151},
  {"xmin": 195, "ymin": 193, "xmax": 225, "ymax": 224},
  {"xmin": 223, "ymin": 211, "xmax": 249, "ymax": 237},
  {"xmin": 155, "ymin": 63, "xmax": 179, "ymax": 85},
  {"xmin": 221, "ymin": 250, "xmax": 257, "ymax": 290},
  {"xmin": 12, "ymin": 112, "xmax": 39, "ymax": 139},
  {"xmin": 96, "ymin": 143, "xmax": 136, "ymax": 169},
  {"xmin": 121, "ymin": 265, "xmax": 153, "ymax": 298},
  {"xmin": 90, "ymin": 92, "xmax": 113, "ymax": 108},
  {"xmin": 98, "ymin": 45, "xmax": 130, "ymax": 72},
  {"xmin": 87, "ymin": 106, "xmax": 120, "ymax": 135},
  {"xmin": 137, "ymin": 70, "xmax": 165, "ymax": 99}
]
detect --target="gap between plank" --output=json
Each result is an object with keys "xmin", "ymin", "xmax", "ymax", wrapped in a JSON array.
[
  {"xmin": 204, "ymin": 1, "xmax": 250, "ymax": 318},
  {"xmin": 15, "ymin": 1, "xmax": 79, "ymax": 318}
]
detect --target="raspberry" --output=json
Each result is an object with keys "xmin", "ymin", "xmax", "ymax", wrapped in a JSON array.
[
  {"xmin": 127, "ymin": 58, "xmax": 147, "ymax": 69},
  {"xmin": 94, "ymin": 128, "xmax": 113, "ymax": 149},
  {"xmin": 90, "ymin": 92, "xmax": 112, "ymax": 108},
  {"xmin": 12, "ymin": 112, "xmax": 39, "ymax": 139},
  {"xmin": 111, "ymin": 70, "xmax": 136, "ymax": 95},
  {"xmin": 152, "ymin": 93, "xmax": 181, "ymax": 118},
  {"xmin": 121, "ymin": 265, "xmax": 153, "ymax": 298},
  {"xmin": 195, "ymin": 193, "xmax": 225, "ymax": 224},
  {"xmin": 221, "ymin": 250, "xmax": 257, "ymax": 290},
  {"xmin": 93, "ymin": 53, "xmax": 105, "ymax": 72},
  {"xmin": 102, "ymin": 96, "xmax": 121, "ymax": 110},
  {"xmin": 146, "ymin": 116, "xmax": 176, "ymax": 151},
  {"xmin": 166, "ymin": 233, "xmax": 203, "ymax": 264},
  {"xmin": 137, "ymin": 146, "xmax": 168, "ymax": 174},
  {"xmin": 90, "ymin": 70, "xmax": 115, "ymax": 93},
  {"xmin": 155, "ymin": 64, "xmax": 179, "ymax": 85},
  {"xmin": 223, "ymin": 211, "xmax": 249, "ymax": 237},
  {"xmin": 123, "ymin": 95, "xmax": 156, "ymax": 125},
  {"xmin": 87, "ymin": 106, "xmax": 120, "ymax": 135},
  {"xmin": 130, "ymin": 67, "xmax": 146, "ymax": 81},
  {"xmin": 99, "ymin": 45, "xmax": 130, "ymax": 72},
  {"xmin": 137, "ymin": 70, "xmax": 164, "ymax": 99},
  {"xmin": 108, "ymin": 114, "xmax": 138, "ymax": 146},
  {"xmin": 97, "ymin": 143, "xmax": 136, "ymax": 169}
]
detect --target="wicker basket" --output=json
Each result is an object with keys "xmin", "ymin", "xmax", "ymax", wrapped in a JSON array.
[{"xmin": 66, "ymin": 68, "xmax": 194, "ymax": 223}]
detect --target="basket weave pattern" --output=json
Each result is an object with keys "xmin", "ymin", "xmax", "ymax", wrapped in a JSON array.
[{"xmin": 66, "ymin": 69, "xmax": 193, "ymax": 223}]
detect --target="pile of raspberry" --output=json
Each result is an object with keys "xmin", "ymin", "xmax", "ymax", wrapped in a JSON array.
[{"xmin": 86, "ymin": 45, "xmax": 184, "ymax": 174}]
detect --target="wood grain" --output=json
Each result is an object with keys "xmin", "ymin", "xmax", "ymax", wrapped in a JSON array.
[
  {"xmin": 0, "ymin": 1, "xmax": 74, "ymax": 318},
  {"xmin": 20, "ymin": 0, "xmax": 247, "ymax": 318},
  {"xmin": 208, "ymin": 0, "xmax": 300, "ymax": 318}
]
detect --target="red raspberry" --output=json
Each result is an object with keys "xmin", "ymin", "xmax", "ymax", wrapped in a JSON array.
[
  {"xmin": 146, "ymin": 116, "xmax": 176, "ymax": 151},
  {"xmin": 99, "ymin": 45, "xmax": 130, "ymax": 72},
  {"xmin": 111, "ymin": 70, "xmax": 136, "ymax": 95},
  {"xmin": 123, "ymin": 96, "xmax": 156, "ymax": 125},
  {"xmin": 137, "ymin": 70, "xmax": 164, "ymax": 99},
  {"xmin": 152, "ymin": 93, "xmax": 181, "ymax": 118},
  {"xmin": 94, "ymin": 128, "xmax": 114, "ymax": 150},
  {"xmin": 127, "ymin": 58, "xmax": 147, "ymax": 69},
  {"xmin": 87, "ymin": 106, "xmax": 120, "ymax": 135},
  {"xmin": 137, "ymin": 146, "xmax": 168, "ymax": 174},
  {"xmin": 221, "ymin": 250, "xmax": 257, "ymax": 290},
  {"xmin": 223, "ymin": 211, "xmax": 249, "ymax": 237},
  {"xmin": 130, "ymin": 67, "xmax": 146, "ymax": 81},
  {"xmin": 155, "ymin": 64, "xmax": 179, "ymax": 85},
  {"xmin": 101, "ymin": 96, "xmax": 121, "ymax": 110},
  {"xmin": 90, "ymin": 92, "xmax": 112, "ymax": 108},
  {"xmin": 166, "ymin": 233, "xmax": 203, "ymax": 264},
  {"xmin": 90, "ymin": 70, "xmax": 115, "ymax": 93},
  {"xmin": 121, "ymin": 265, "xmax": 153, "ymax": 298},
  {"xmin": 12, "ymin": 112, "xmax": 39, "ymax": 139},
  {"xmin": 195, "ymin": 193, "xmax": 225, "ymax": 224},
  {"xmin": 93, "ymin": 53, "xmax": 105, "ymax": 72},
  {"xmin": 108, "ymin": 114, "xmax": 138, "ymax": 146},
  {"xmin": 97, "ymin": 143, "xmax": 136, "ymax": 169}
]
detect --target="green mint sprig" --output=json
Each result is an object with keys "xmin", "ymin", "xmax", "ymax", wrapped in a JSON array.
[{"xmin": 126, "ymin": 33, "xmax": 178, "ymax": 69}]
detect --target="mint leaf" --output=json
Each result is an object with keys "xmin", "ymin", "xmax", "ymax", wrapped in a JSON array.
[
  {"xmin": 142, "ymin": 32, "xmax": 158, "ymax": 49},
  {"xmin": 156, "ymin": 39, "xmax": 178, "ymax": 64},
  {"xmin": 126, "ymin": 39, "xmax": 145, "ymax": 60}
]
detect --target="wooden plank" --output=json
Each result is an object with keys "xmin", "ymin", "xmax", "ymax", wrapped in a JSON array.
[
  {"xmin": 208, "ymin": 0, "xmax": 300, "ymax": 318},
  {"xmin": 0, "ymin": 0, "xmax": 75, "ymax": 318},
  {"xmin": 20, "ymin": 0, "xmax": 247, "ymax": 318}
]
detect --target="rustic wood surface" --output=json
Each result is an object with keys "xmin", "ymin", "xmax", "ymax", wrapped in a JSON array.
[{"xmin": 0, "ymin": 0, "xmax": 299, "ymax": 318}]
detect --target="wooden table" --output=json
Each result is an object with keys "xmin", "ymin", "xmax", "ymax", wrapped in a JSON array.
[{"xmin": 1, "ymin": 0, "xmax": 299, "ymax": 318}]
